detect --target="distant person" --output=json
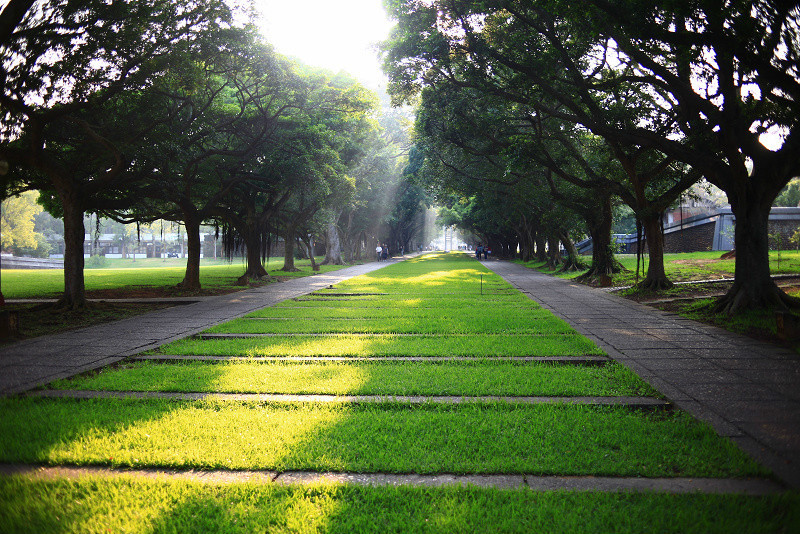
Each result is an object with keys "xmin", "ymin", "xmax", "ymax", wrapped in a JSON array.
[
  {"xmin": 476, "ymin": 244, "xmax": 483, "ymax": 259},
  {"xmin": 484, "ymin": 247, "xmax": 489, "ymax": 260},
  {"xmin": 376, "ymin": 244, "xmax": 382, "ymax": 261},
  {"xmin": 400, "ymin": 245, "xmax": 404, "ymax": 256},
  {"xmin": 381, "ymin": 244, "xmax": 389, "ymax": 261}
]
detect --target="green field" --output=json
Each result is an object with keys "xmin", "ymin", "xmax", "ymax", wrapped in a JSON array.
[
  {"xmin": 517, "ymin": 250, "xmax": 800, "ymax": 285},
  {"xmin": 1, "ymin": 257, "xmax": 340, "ymax": 299},
  {"xmin": 51, "ymin": 360, "xmax": 659, "ymax": 397},
  {"xmin": 2, "ymin": 477, "xmax": 797, "ymax": 534},
  {"xmin": 1, "ymin": 252, "xmax": 795, "ymax": 532}
]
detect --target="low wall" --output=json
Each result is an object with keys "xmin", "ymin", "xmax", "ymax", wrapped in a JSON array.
[{"xmin": 1, "ymin": 256, "xmax": 64, "ymax": 269}]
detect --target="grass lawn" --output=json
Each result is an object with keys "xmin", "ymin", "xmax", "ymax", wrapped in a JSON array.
[
  {"xmin": 2, "ymin": 477, "xmax": 798, "ymax": 534},
  {"xmin": 153, "ymin": 333, "xmax": 604, "ymax": 358},
  {"xmin": 1, "ymin": 251, "xmax": 795, "ymax": 532},
  {"xmin": 0, "ymin": 256, "xmax": 347, "ymax": 340},
  {"xmin": 0, "ymin": 398, "xmax": 761, "ymax": 477},
  {"xmin": 1, "ymin": 256, "xmax": 341, "ymax": 300},
  {"xmin": 50, "ymin": 360, "xmax": 660, "ymax": 397},
  {"xmin": 516, "ymin": 250, "xmax": 800, "ymax": 286}
]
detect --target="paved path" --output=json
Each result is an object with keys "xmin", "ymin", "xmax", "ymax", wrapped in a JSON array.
[
  {"xmin": 0, "ymin": 261, "xmax": 392, "ymax": 395},
  {"xmin": 484, "ymin": 259, "xmax": 800, "ymax": 489}
]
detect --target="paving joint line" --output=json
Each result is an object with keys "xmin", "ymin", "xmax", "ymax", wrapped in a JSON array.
[
  {"xmin": 197, "ymin": 332, "xmax": 585, "ymax": 338},
  {"xmin": 25, "ymin": 390, "xmax": 670, "ymax": 407},
  {"xmin": 0, "ymin": 464, "xmax": 784, "ymax": 495},
  {"xmin": 132, "ymin": 355, "xmax": 611, "ymax": 364}
]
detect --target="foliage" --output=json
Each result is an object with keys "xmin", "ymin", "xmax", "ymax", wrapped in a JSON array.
[{"xmin": 0, "ymin": 190, "xmax": 44, "ymax": 251}]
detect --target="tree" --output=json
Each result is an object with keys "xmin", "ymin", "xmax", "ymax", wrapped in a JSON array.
[
  {"xmin": 383, "ymin": 0, "xmax": 698, "ymax": 289},
  {"xmin": 132, "ymin": 32, "xmax": 302, "ymax": 289},
  {"xmin": 1, "ymin": 190, "xmax": 42, "ymax": 251},
  {"xmin": 774, "ymin": 179, "xmax": 800, "ymax": 208},
  {"xmin": 384, "ymin": 0, "xmax": 799, "ymax": 310},
  {"xmin": 582, "ymin": 0, "xmax": 800, "ymax": 311},
  {"xmin": 0, "ymin": 0, "xmax": 236, "ymax": 308}
]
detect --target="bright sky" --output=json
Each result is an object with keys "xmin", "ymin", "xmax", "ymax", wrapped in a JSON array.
[{"xmin": 252, "ymin": 0, "xmax": 395, "ymax": 89}]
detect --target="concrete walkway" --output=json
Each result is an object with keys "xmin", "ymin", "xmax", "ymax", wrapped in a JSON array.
[
  {"xmin": 484, "ymin": 259, "xmax": 800, "ymax": 489},
  {"xmin": 0, "ymin": 261, "xmax": 393, "ymax": 395}
]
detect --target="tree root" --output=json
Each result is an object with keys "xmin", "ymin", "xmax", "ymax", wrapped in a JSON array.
[
  {"xmin": 635, "ymin": 277, "xmax": 674, "ymax": 292},
  {"xmin": 52, "ymin": 297, "xmax": 93, "ymax": 312},
  {"xmin": 713, "ymin": 284, "xmax": 800, "ymax": 315},
  {"xmin": 236, "ymin": 273, "xmax": 274, "ymax": 286},
  {"xmin": 558, "ymin": 259, "xmax": 588, "ymax": 273},
  {"xmin": 176, "ymin": 280, "xmax": 202, "ymax": 291},
  {"xmin": 575, "ymin": 261, "xmax": 626, "ymax": 284}
]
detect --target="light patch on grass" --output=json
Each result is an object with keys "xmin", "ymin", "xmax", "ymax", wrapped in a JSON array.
[
  {"xmin": 156, "ymin": 333, "xmax": 603, "ymax": 358},
  {"xmin": 0, "ymin": 398, "xmax": 766, "ymax": 477},
  {"xmin": 51, "ymin": 360, "xmax": 660, "ymax": 397}
]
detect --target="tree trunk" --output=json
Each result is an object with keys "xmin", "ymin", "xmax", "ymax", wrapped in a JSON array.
[
  {"xmin": 638, "ymin": 213, "xmax": 672, "ymax": 290},
  {"xmin": 715, "ymin": 198, "xmax": 797, "ymax": 313},
  {"xmin": 535, "ymin": 232, "xmax": 547, "ymax": 262},
  {"xmin": 301, "ymin": 234, "xmax": 320, "ymax": 271},
  {"xmin": 321, "ymin": 221, "xmax": 344, "ymax": 265},
  {"xmin": 577, "ymin": 195, "xmax": 624, "ymax": 282},
  {"xmin": 558, "ymin": 230, "xmax": 586, "ymax": 272},
  {"xmin": 546, "ymin": 235, "xmax": 562, "ymax": 269},
  {"xmin": 281, "ymin": 225, "xmax": 300, "ymax": 272},
  {"xmin": 236, "ymin": 225, "xmax": 270, "ymax": 285},
  {"xmin": 57, "ymin": 191, "xmax": 88, "ymax": 309},
  {"xmin": 177, "ymin": 211, "xmax": 202, "ymax": 290}
]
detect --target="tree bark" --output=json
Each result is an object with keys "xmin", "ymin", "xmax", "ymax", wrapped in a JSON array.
[
  {"xmin": 546, "ymin": 235, "xmax": 562, "ymax": 269},
  {"xmin": 301, "ymin": 234, "xmax": 320, "ymax": 271},
  {"xmin": 558, "ymin": 230, "xmax": 586, "ymax": 272},
  {"xmin": 321, "ymin": 220, "xmax": 344, "ymax": 265},
  {"xmin": 577, "ymin": 195, "xmax": 624, "ymax": 282},
  {"xmin": 57, "ymin": 190, "xmax": 88, "ymax": 309},
  {"xmin": 236, "ymin": 225, "xmax": 270, "ymax": 285},
  {"xmin": 177, "ymin": 210, "xmax": 202, "ymax": 290},
  {"xmin": 638, "ymin": 213, "xmax": 672, "ymax": 290},
  {"xmin": 715, "ymin": 198, "xmax": 798, "ymax": 313},
  {"xmin": 281, "ymin": 225, "xmax": 300, "ymax": 272},
  {"xmin": 534, "ymin": 232, "xmax": 547, "ymax": 262}
]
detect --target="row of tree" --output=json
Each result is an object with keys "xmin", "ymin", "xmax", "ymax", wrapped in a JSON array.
[
  {"xmin": 382, "ymin": 0, "xmax": 800, "ymax": 313},
  {"xmin": 1, "ymin": 0, "xmax": 426, "ymax": 309}
]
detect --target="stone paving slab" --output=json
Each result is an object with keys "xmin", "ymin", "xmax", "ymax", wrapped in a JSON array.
[
  {"xmin": 0, "ymin": 464, "xmax": 783, "ymax": 494},
  {"xmin": 483, "ymin": 260, "xmax": 800, "ymax": 489},
  {"xmin": 26, "ymin": 389, "xmax": 671, "ymax": 407}
]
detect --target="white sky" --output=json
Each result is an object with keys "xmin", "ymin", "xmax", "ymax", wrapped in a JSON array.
[{"xmin": 252, "ymin": 0, "xmax": 394, "ymax": 89}]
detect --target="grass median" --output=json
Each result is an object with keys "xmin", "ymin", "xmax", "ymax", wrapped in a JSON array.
[
  {"xmin": 50, "ymin": 360, "xmax": 659, "ymax": 397},
  {"xmin": 2, "ymin": 476, "xmax": 798, "ymax": 534},
  {"xmin": 2, "ymin": 251, "xmax": 793, "ymax": 532},
  {"xmin": 0, "ymin": 398, "xmax": 762, "ymax": 477}
]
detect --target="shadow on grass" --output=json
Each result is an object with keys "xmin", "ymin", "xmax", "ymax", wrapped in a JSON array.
[{"xmin": 1, "ymin": 475, "xmax": 799, "ymax": 533}]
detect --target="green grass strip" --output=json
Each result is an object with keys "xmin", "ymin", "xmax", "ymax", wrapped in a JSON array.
[
  {"xmin": 0, "ymin": 398, "xmax": 763, "ymax": 477},
  {"xmin": 1, "ymin": 258, "xmax": 341, "ymax": 299},
  {"xmin": 155, "ymin": 333, "xmax": 603, "ymax": 357},
  {"xmin": 1, "ymin": 476, "xmax": 798, "ymax": 534},
  {"xmin": 207, "ymin": 316, "xmax": 576, "ymax": 335},
  {"xmin": 2, "ymin": 476, "xmax": 798, "ymax": 534},
  {"xmin": 50, "ymin": 360, "xmax": 659, "ymax": 397},
  {"xmin": 246, "ymin": 304, "xmax": 544, "ymax": 319}
]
